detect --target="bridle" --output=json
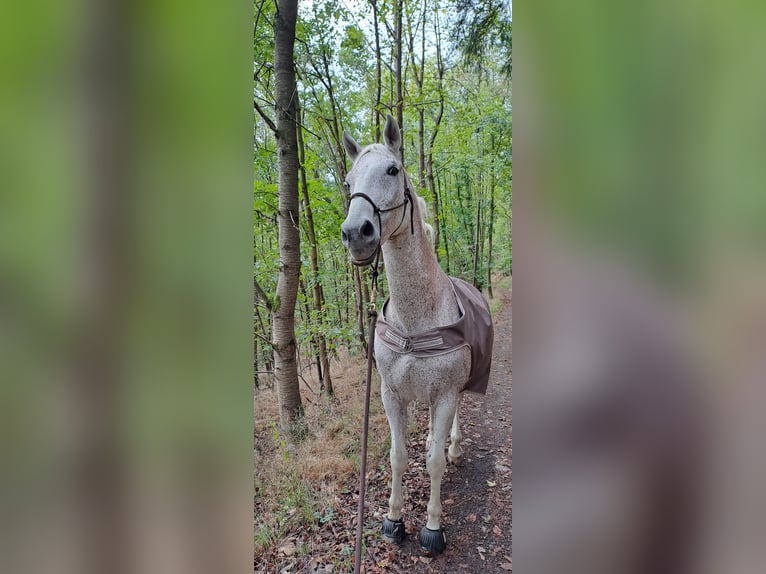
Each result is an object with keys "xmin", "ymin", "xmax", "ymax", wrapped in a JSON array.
[{"xmin": 347, "ymin": 185, "xmax": 415, "ymax": 268}]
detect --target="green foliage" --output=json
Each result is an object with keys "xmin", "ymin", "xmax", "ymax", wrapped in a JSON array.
[
  {"xmin": 254, "ymin": 0, "xmax": 512, "ymax": 372},
  {"xmin": 269, "ymin": 419, "xmax": 289, "ymax": 461},
  {"xmin": 453, "ymin": 0, "xmax": 513, "ymax": 76}
]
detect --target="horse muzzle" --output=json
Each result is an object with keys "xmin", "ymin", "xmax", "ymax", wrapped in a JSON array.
[{"xmin": 341, "ymin": 217, "xmax": 380, "ymax": 266}]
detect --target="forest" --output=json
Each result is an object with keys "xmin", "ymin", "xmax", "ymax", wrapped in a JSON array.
[{"xmin": 254, "ymin": 0, "xmax": 512, "ymax": 429}]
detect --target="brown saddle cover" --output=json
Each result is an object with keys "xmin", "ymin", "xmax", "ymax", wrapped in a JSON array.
[{"xmin": 376, "ymin": 277, "xmax": 494, "ymax": 394}]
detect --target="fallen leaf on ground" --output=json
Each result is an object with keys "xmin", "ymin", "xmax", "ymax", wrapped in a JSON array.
[{"xmin": 278, "ymin": 541, "xmax": 297, "ymax": 556}]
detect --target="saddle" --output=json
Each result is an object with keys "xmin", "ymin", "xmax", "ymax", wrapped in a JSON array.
[{"xmin": 376, "ymin": 277, "xmax": 494, "ymax": 394}]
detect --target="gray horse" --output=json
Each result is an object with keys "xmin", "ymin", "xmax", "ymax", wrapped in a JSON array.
[{"xmin": 341, "ymin": 115, "xmax": 494, "ymax": 554}]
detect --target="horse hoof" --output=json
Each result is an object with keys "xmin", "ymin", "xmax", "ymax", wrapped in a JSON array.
[
  {"xmin": 448, "ymin": 453, "xmax": 463, "ymax": 466},
  {"xmin": 419, "ymin": 526, "xmax": 446, "ymax": 555},
  {"xmin": 382, "ymin": 517, "xmax": 406, "ymax": 544}
]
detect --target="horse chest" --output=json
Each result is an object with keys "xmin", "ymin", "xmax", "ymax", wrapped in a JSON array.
[{"xmin": 375, "ymin": 338, "xmax": 470, "ymax": 401}]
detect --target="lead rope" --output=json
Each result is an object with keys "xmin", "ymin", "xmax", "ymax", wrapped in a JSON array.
[{"xmin": 353, "ymin": 250, "xmax": 381, "ymax": 574}]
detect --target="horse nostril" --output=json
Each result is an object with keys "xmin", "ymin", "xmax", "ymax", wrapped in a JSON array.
[
  {"xmin": 341, "ymin": 229, "xmax": 349, "ymax": 243},
  {"xmin": 361, "ymin": 220, "xmax": 374, "ymax": 238}
]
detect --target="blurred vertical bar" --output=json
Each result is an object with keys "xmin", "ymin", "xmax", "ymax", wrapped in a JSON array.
[
  {"xmin": 0, "ymin": 0, "xmax": 253, "ymax": 573},
  {"xmin": 516, "ymin": 1, "xmax": 766, "ymax": 573}
]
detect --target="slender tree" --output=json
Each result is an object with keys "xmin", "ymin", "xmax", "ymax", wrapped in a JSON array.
[
  {"xmin": 425, "ymin": 5, "xmax": 445, "ymax": 255},
  {"xmin": 472, "ymin": 169, "xmax": 482, "ymax": 287},
  {"xmin": 369, "ymin": 0, "xmax": 383, "ymax": 141},
  {"xmin": 393, "ymin": 0, "xmax": 404, "ymax": 161},
  {"xmin": 272, "ymin": 0, "xmax": 303, "ymax": 430},
  {"xmin": 486, "ymin": 132, "xmax": 496, "ymax": 297},
  {"xmin": 296, "ymin": 98, "xmax": 334, "ymax": 395}
]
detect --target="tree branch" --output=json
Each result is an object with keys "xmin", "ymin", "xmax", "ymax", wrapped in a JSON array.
[
  {"xmin": 253, "ymin": 329, "xmax": 276, "ymax": 349},
  {"xmin": 254, "ymin": 100, "xmax": 278, "ymax": 136},
  {"xmin": 254, "ymin": 277, "xmax": 273, "ymax": 311}
]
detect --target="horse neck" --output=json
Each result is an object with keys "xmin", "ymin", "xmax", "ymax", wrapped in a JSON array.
[{"xmin": 381, "ymin": 214, "xmax": 458, "ymax": 333}]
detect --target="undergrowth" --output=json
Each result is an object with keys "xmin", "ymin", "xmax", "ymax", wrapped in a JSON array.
[
  {"xmin": 254, "ymin": 362, "xmax": 389, "ymax": 567},
  {"xmin": 488, "ymin": 273, "xmax": 512, "ymax": 317}
]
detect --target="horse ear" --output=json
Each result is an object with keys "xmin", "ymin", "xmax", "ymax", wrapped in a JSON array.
[
  {"xmin": 383, "ymin": 114, "xmax": 401, "ymax": 154},
  {"xmin": 342, "ymin": 130, "xmax": 362, "ymax": 163}
]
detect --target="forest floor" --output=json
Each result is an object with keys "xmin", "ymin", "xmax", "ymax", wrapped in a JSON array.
[{"xmin": 255, "ymin": 281, "xmax": 512, "ymax": 573}]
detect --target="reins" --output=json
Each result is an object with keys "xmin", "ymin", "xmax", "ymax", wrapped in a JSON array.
[
  {"xmin": 351, "ymin": 174, "xmax": 416, "ymax": 574},
  {"xmin": 353, "ymin": 260, "xmax": 379, "ymax": 574}
]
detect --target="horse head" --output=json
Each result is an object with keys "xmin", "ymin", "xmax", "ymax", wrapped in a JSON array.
[{"xmin": 341, "ymin": 114, "xmax": 413, "ymax": 266}]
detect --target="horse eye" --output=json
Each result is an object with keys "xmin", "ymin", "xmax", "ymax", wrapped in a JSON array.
[{"xmin": 387, "ymin": 165, "xmax": 399, "ymax": 176}]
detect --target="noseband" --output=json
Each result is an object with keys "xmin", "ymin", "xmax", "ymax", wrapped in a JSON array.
[{"xmin": 348, "ymin": 186, "xmax": 415, "ymax": 267}]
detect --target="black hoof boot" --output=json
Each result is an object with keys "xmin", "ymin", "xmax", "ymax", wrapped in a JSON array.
[
  {"xmin": 381, "ymin": 517, "xmax": 406, "ymax": 544},
  {"xmin": 419, "ymin": 526, "xmax": 447, "ymax": 555}
]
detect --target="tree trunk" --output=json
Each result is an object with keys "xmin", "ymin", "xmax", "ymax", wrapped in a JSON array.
[
  {"xmin": 486, "ymin": 136, "xmax": 496, "ymax": 298},
  {"xmin": 426, "ymin": 154, "xmax": 439, "ymax": 254},
  {"xmin": 370, "ymin": 0, "xmax": 382, "ymax": 141},
  {"xmin": 308, "ymin": 52, "xmax": 368, "ymax": 354},
  {"xmin": 296, "ymin": 98, "xmax": 333, "ymax": 395},
  {"xmin": 437, "ymin": 171, "xmax": 450, "ymax": 273},
  {"xmin": 472, "ymin": 180, "xmax": 482, "ymax": 288},
  {"xmin": 253, "ymin": 288, "xmax": 273, "ymax": 387},
  {"xmin": 393, "ymin": 0, "xmax": 404, "ymax": 161},
  {"xmin": 456, "ymin": 171, "xmax": 471, "ymax": 241},
  {"xmin": 406, "ymin": 2, "xmax": 426, "ymax": 190},
  {"xmin": 426, "ymin": 9, "xmax": 445, "ymax": 256},
  {"xmin": 298, "ymin": 277, "xmax": 323, "ymax": 386},
  {"xmin": 71, "ymin": 0, "xmax": 130, "ymax": 567},
  {"xmin": 273, "ymin": 0, "xmax": 303, "ymax": 431}
]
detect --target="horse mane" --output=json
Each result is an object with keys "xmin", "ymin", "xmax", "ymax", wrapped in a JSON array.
[{"xmin": 416, "ymin": 195, "xmax": 435, "ymax": 246}]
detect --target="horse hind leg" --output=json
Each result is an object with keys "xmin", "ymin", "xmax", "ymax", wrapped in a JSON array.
[
  {"xmin": 448, "ymin": 394, "xmax": 463, "ymax": 465},
  {"xmin": 419, "ymin": 397, "xmax": 456, "ymax": 555}
]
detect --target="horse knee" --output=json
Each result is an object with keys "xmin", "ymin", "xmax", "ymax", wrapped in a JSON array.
[
  {"xmin": 390, "ymin": 444, "xmax": 407, "ymax": 474},
  {"xmin": 426, "ymin": 446, "xmax": 446, "ymax": 478}
]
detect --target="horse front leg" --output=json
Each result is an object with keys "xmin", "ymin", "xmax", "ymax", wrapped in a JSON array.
[
  {"xmin": 419, "ymin": 396, "xmax": 457, "ymax": 554},
  {"xmin": 381, "ymin": 388, "xmax": 408, "ymax": 544},
  {"xmin": 447, "ymin": 393, "xmax": 463, "ymax": 465}
]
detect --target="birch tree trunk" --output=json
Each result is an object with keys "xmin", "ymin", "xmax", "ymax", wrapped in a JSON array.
[{"xmin": 273, "ymin": 0, "xmax": 303, "ymax": 430}]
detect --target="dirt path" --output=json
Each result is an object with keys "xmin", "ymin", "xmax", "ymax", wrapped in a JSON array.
[{"xmin": 374, "ymin": 287, "xmax": 513, "ymax": 573}]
